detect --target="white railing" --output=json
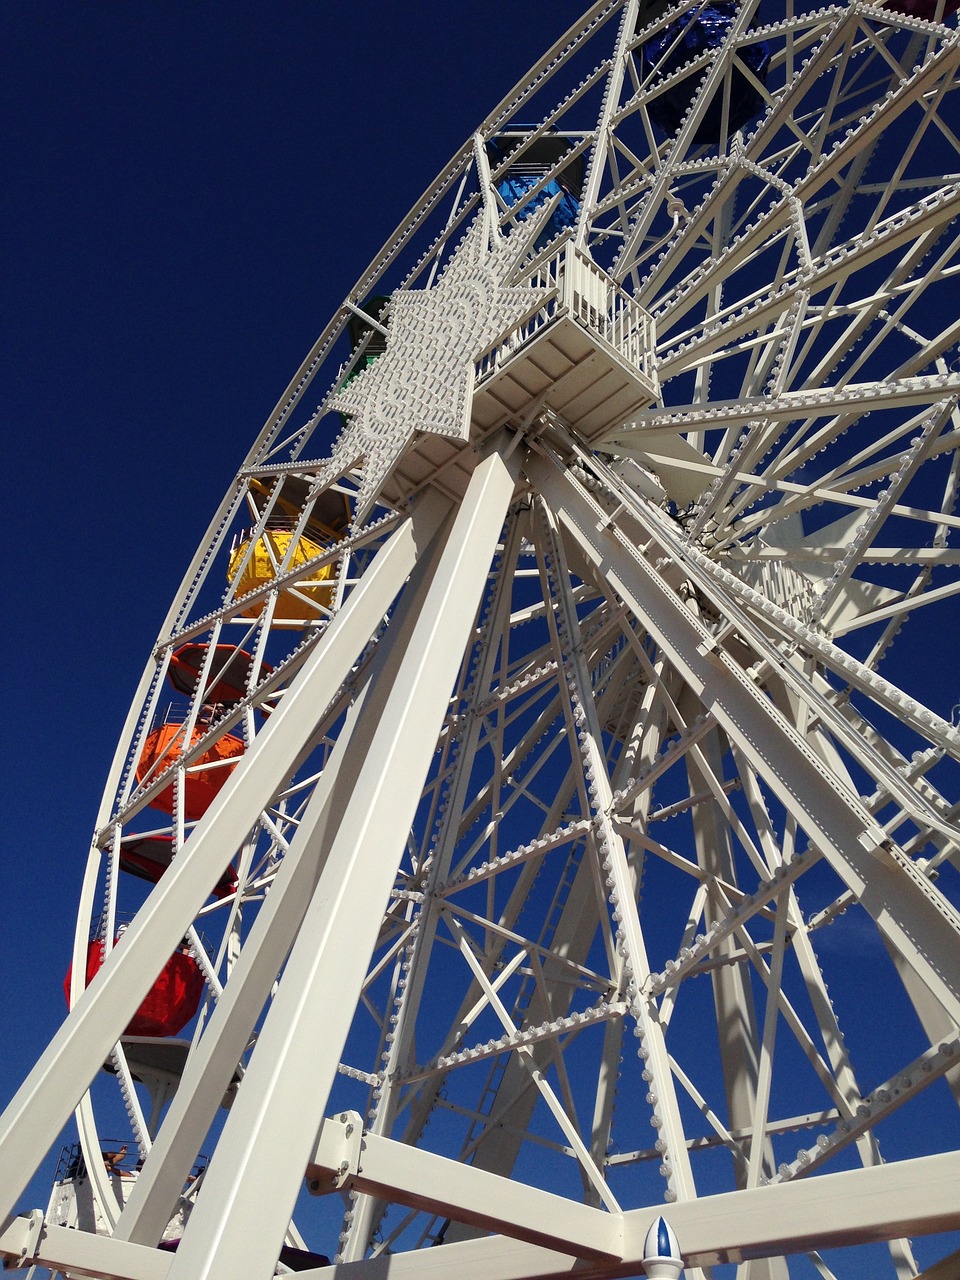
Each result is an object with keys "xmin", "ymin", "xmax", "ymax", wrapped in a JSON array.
[{"xmin": 475, "ymin": 237, "xmax": 657, "ymax": 388}]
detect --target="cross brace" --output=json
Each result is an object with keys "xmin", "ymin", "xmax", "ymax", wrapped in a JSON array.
[{"xmin": 307, "ymin": 1112, "xmax": 622, "ymax": 1262}]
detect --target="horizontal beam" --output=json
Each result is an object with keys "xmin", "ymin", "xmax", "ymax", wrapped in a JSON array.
[
  {"xmin": 0, "ymin": 1212, "xmax": 169, "ymax": 1280},
  {"xmin": 294, "ymin": 1149, "xmax": 960, "ymax": 1280},
  {"xmin": 640, "ymin": 1148, "xmax": 960, "ymax": 1266},
  {"xmin": 608, "ymin": 373, "xmax": 960, "ymax": 436},
  {"xmin": 4, "ymin": 1149, "xmax": 957, "ymax": 1280},
  {"xmin": 307, "ymin": 1113, "xmax": 622, "ymax": 1262}
]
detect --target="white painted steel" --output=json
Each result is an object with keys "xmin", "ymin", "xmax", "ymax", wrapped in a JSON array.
[
  {"xmin": 6, "ymin": 1148, "xmax": 960, "ymax": 1278},
  {"xmin": 115, "ymin": 496, "xmax": 454, "ymax": 1249},
  {"xmin": 284, "ymin": 1151, "xmax": 960, "ymax": 1280},
  {"xmin": 0, "ymin": 503, "xmax": 438, "ymax": 1210},
  {"xmin": 307, "ymin": 1114, "xmax": 623, "ymax": 1261},
  {"xmin": 163, "ymin": 446, "xmax": 521, "ymax": 1280},
  {"xmin": 3, "ymin": 3, "xmax": 960, "ymax": 1280}
]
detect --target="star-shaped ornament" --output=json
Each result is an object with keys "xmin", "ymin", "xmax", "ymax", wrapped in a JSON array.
[{"xmin": 322, "ymin": 205, "xmax": 556, "ymax": 522}]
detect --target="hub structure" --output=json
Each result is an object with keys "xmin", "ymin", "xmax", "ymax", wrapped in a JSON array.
[{"xmin": 3, "ymin": 3, "xmax": 960, "ymax": 1279}]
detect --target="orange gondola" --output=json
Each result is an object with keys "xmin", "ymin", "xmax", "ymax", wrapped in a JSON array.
[{"xmin": 135, "ymin": 722, "xmax": 245, "ymax": 821}]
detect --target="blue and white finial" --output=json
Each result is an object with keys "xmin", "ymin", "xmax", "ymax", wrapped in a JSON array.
[{"xmin": 641, "ymin": 1216, "xmax": 684, "ymax": 1280}]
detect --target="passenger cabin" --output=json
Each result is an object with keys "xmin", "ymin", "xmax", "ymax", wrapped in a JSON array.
[
  {"xmin": 168, "ymin": 642, "xmax": 270, "ymax": 706},
  {"xmin": 135, "ymin": 720, "xmax": 245, "ymax": 821},
  {"xmin": 46, "ymin": 1135, "xmax": 198, "ymax": 1241},
  {"xmin": 227, "ymin": 524, "xmax": 337, "ymax": 621},
  {"xmin": 486, "ymin": 130, "xmax": 585, "ymax": 248},
  {"xmin": 637, "ymin": 2, "xmax": 771, "ymax": 143},
  {"xmin": 119, "ymin": 832, "xmax": 238, "ymax": 900},
  {"xmin": 64, "ymin": 941, "xmax": 204, "ymax": 1038},
  {"xmin": 347, "ymin": 295, "xmax": 390, "ymax": 366}
]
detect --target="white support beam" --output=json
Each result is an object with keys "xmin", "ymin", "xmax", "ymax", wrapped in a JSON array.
[
  {"xmin": 525, "ymin": 449, "xmax": 960, "ymax": 1027},
  {"xmin": 532, "ymin": 498, "xmax": 697, "ymax": 1205},
  {"xmin": 0, "ymin": 498, "xmax": 447, "ymax": 1228},
  {"xmin": 115, "ymin": 497, "xmax": 455, "ymax": 1248},
  {"xmin": 609, "ymin": 373, "xmax": 960, "ymax": 437},
  {"xmin": 307, "ymin": 1113, "xmax": 623, "ymax": 1262},
  {"xmin": 6, "ymin": 1150, "xmax": 959, "ymax": 1280},
  {"xmin": 621, "ymin": 1150, "xmax": 960, "ymax": 1268},
  {"xmin": 0, "ymin": 1212, "xmax": 169, "ymax": 1280},
  {"xmin": 162, "ymin": 443, "xmax": 521, "ymax": 1280},
  {"xmin": 284, "ymin": 1150, "xmax": 960, "ymax": 1280}
]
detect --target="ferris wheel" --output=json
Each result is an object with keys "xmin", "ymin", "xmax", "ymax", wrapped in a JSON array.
[{"xmin": 3, "ymin": 2, "xmax": 960, "ymax": 1279}]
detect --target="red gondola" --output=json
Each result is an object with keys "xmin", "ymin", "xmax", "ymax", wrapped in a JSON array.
[
  {"xmin": 64, "ymin": 940, "xmax": 204, "ymax": 1038},
  {"xmin": 168, "ymin": 643, "xmax": 271, "ymax": 705},
  {"xmin": 119, "ymin": 834, "xmax": 238, "ymax": 899}
]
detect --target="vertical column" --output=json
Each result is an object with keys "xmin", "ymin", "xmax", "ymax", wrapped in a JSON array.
[
  {"xmin": 117, "ymin": 491, "xmax": 455, "ymax": 1247},
  {"xmin": 165, "ymin": 445, "xmax": 520, "ymax": 1280}
]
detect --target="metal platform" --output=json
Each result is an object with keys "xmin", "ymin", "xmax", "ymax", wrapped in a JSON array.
[
  {"xmin": 380, "ymin": 238, "xmax": 660, "ymax": 506},
  {"xmin": 472, "ymin": 239, "xmax": 659, "ymax": 443}
]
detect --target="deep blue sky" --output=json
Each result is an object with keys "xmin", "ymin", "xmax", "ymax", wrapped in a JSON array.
[
  {"xmin": 2, "ymin": 6, "xmax": 958, "ymax": 1277},
  {"xmin": 0, "ymin": 0, "xmax": 589, "ymax": 1210}
]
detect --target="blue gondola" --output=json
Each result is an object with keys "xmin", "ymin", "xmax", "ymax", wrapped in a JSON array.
[
  {"xmin": 496, "ymin": 173, "xmax": 580, "ymax": 248},
  {"xmin": 488, "ymin": 131, "xmax": 583, "ymax": 249},
  {"xmin": 640, "ymin": 3, "xmax": 771, "ymax": 144}
]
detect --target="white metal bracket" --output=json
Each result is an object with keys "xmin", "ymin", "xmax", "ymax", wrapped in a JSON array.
[
  {"xmin": 858, "ymin": 825, "xmax": 895, "ymax": 861},
  {"xmin": 0, "ymin": 1210, "xmax": 42, "ymax": 1272},
  {"xmin": 306, "ymin": 1110, "xmax": 364, "ymax": 1194}
]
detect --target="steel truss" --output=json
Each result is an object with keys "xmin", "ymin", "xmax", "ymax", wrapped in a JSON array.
[{"xmin": 3, "ymin": 2, "xmax": 960, "ymax": 1278}]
